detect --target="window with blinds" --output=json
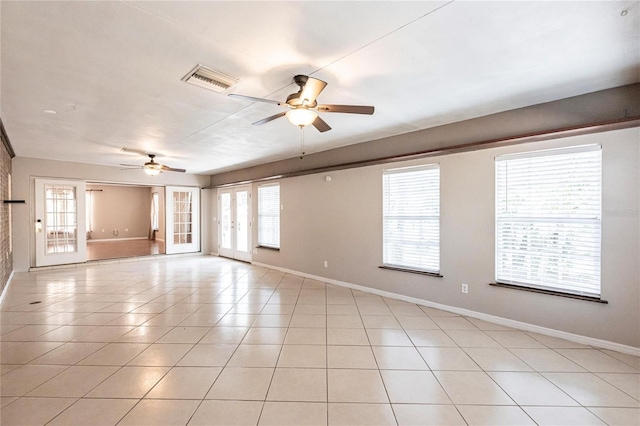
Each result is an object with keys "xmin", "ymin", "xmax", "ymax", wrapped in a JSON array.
[
  {"xmin": 383, "ymin": 164, "xmax": 440, "ymax": 273},
  {"xmin": 258, "ymin": 184, "xmax": 280, "ymax": 249},
  {"xmin": 495, "ymin": 145, "xmax": 602, "ymax": 297}
]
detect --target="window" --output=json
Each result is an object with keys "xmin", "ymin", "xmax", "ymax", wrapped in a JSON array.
[
  {"xmin": 495, "ymin": 145, "xmax": 602, "ymax": 297},
  {"xmin": 172, "ymin": 191, "xmax": 193, "ymax": 244},
  {"xmin": 151, "ymin": 192, "xmax": 159, "ymax": 231},
  {"xmin": 44, "ymin": 185, "xmax": 78, "ymax": 253},
  {"xmin": 383, "ymin": 164, "xmax": 440, "ymax": 273},
  {"xmin": 258, "ymin": 184, "xmax": 280, "ymax": 248}
]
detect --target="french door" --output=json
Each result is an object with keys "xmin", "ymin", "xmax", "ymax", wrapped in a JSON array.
[
  {"xmin": 35, "ymin": 179, "xmax": 87, "ymax": 266},
  {"xmin": 218, "ymin": 185, "xmax": 252, "ymax": 262},
  {"xmin": 165, "ymin": 186, "xmax": 200, "ymax": 254}
]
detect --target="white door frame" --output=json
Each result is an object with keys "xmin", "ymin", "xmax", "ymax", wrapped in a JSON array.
[
  {"xmin": 35, "ymin": 178, "xmax": 87, "ymax": 267},
  {"xmin": 218, "ymin": 185, "xmax": 252, "ymax": 262},
  {"xmin": 165, "ymin": 186, "xmax": 200, "ymax": 254}
]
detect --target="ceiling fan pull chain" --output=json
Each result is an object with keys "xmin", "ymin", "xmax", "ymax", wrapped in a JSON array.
[{"xmin": 300, "ymin": 127, "xmax": 305, "ymax": 159}]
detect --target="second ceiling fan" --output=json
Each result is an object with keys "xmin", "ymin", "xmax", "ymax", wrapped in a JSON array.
[{"xmin": 229, "ymin": 75, "xmax": 375, "ymax": 133}]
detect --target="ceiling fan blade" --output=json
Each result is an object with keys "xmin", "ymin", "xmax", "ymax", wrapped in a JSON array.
[
  {"xmin": 228, "ymin": 93, "xmax": 285, "ymax": 106},
  {"xmin": 316, "ymin": 104, "xmax": 375, "ymax": 115},
  {"xmin": 298, "ymin": 77, "xmax": 327, "ymax": 105},
  {"xmin": 312, "ymin": 116, "xmax": 331, "ymax": 133},
  {"xmin": 120, "ymin": 164, "xmax": 143, "ymax": 168},
  {"xmin": 252, "ymin": 112, "xmax": 287, "ymax": 126},
  {"xmin": 121, "ymin": 147, "xmax": 155, "ymax": 156},
  {"xmin": 160, "ymin": 165, "xmax": 186, "ymax": 173}
]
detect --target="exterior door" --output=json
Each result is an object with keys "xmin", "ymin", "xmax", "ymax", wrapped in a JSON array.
[
  {"xmin": 218, "ymin": 185, "xmax": 252, "ymax": 262},
  {"xmin": 165, "ymin": 186, "xmax": 200, "ymax": 254},
  {"xmin": 35, "ymin": 179, "xmax": 87, "ymax": 266}
]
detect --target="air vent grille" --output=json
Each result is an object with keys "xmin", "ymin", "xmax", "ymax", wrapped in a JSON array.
[{"xmin": 182, "ymin": 65, "xmax": 238, "ymax": 93}]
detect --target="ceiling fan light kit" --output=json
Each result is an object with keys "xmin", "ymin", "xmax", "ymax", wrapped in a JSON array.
[
  {"xmin": 143, "ymin": 166, "xmax": 161, "ymax": 176},
  {"xmin": 286, "ymin": 108, "xmax": 318, "ymax": 127},
  {"xmin": 229, "ymin": 74, "xmax": 375, "ymax": 133}
]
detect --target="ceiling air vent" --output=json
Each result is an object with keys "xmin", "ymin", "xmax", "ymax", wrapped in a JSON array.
[{"xmin": 182, "ymin": 65, "xmax": 238, "ymax": 93}]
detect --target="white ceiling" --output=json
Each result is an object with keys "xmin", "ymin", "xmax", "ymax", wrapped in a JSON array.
[{"xmin": 1, "ymin": 1, "xmax": 638, "ymax": 175}]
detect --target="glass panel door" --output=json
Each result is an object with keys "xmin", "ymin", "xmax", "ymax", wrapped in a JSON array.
[
  {"xmin": 217, "ymin": 185, "xmax": 251, "ymax": 262},
  {"xmin": 236, "ymin": 190, "xmax": 249, "ymax": 254},
  {"xmin": 166, "ymin": 186, "xmax": 200, "ymax": 254},
  {"xmin": 35, "ymin": 179, "xmax": 87, "ymax": 267},
  {"xmin": 45, "ymin": 185, "xmax": 78, "ymax": 254},
  {"xmin": 220, "ymin": 192, "xmax": 232, "ymax": 250}
]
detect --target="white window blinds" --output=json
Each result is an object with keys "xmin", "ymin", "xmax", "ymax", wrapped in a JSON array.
[
  {"xmin": 383, "ymin": 165, "xmax": 440, "ymax": 273},
  {"xmin": 258, "ymin": 184, "xmax": 280, "ymax": 248},
  {"xmin": 495, "ymin": 145, "xmax": 602, "ymax": 297}
]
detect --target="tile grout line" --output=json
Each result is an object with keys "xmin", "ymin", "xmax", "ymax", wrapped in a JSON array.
[{"xmin": 254, "ymin": 271, "xmax": 301, "ymax": 425}]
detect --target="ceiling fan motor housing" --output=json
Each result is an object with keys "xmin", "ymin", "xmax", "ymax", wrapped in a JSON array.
[{"xmin": 286, "ymin": 75, "xmax": 318, "ymax": 107}]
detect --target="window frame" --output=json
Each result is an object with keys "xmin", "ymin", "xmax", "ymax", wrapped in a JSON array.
[
  {"xmin": 257, "ymin": 183, "xmax": 281, "ymax": 250},
  {"xmin": 382, "ymin": 163, "xmax": 441, "ymax": 275},
  {"xmin": 494, "ymin": 144, "xmax": 602, "ymax": 298},
  {"xmin": 151, "ymin": 192, "xmax": 159, "ymax": 231}
]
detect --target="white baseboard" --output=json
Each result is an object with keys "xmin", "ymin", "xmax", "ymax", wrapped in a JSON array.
[
  {"xmin": 88, "ymin": 237, "xmax": 149, "ymax": 242},
  {"xmin": 156, "ymin": 238, "xmax": 165, "ymax": 242},
  {"xmin": 88, "ymin": 237, "xmax": 149, "ymax": 243},
  {"xmin": 0, "ymin": 270, "xmax": 15, "ymax": 305},
  {"xmin": 252, "ymin": 261, "xmax": 640, "ymax": 357}
]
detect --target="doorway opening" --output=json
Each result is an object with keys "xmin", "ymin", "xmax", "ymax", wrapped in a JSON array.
[{"xmin": 85, "ymin": 183, "xmax": 166, "ymax": 261}]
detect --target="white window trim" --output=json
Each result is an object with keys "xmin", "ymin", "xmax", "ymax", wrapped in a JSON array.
[
  {"xmin": 495, "ymin": 144, "xmax": 602, "ymax": 298},
  {"xmin": 258, "ymin": 183, "xmax": 280, "ymax": 249},
  {"xmin": 382, "ymin": 163, "xmax": 440, "ymax": 274}
]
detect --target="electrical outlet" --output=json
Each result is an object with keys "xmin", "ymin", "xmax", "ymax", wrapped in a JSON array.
[
  {"xmin": 125, "ymin": 228, "xmax": 128, "ymax": 232},
  {"xmin": 323, "ymin": 260, "xmax": 328, "ymax": 268},
  {"xmin": 461, "ymin": 283, "xmax": 469, "ymax": 294}
]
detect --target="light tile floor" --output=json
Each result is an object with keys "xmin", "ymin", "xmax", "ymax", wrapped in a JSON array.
[{"xmin": 1, "ymin": 256, "xmax": 639, "ymax": 425}]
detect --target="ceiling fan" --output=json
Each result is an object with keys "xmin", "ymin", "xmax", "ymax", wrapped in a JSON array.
[
  {"xmin": 228, "ymin": 75, "xmax": 375, "ymax": 132},
  {"xmin": 120, "ymin": 148, "xmax": 186, "ymax": 176}
]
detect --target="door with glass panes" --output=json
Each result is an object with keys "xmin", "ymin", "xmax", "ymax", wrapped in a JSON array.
[
  {"xmin": 218, "ymin": 185, "xmax": 252, "ymax": 262},
  {"xmin": 35, "ymin": 179, "xmax": 87, "ymax": 266},
  {"xmin": 165, "ymin": 186, "xmax": 200, "ymax": 254}
]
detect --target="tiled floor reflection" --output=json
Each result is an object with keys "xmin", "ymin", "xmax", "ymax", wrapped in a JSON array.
[
  {"xmin": 87, "ymin": 239, "xmax": 165, "ymax": 261},
  {"xmin": 1, "ymin": 256, "xmax": 638, "ymax": 425}
]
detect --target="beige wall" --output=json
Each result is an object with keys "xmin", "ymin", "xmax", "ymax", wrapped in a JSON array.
[
  {"xmin": 87, "ymin": 184, "xmax": 151, "ymax": 240},
  {"xmin": 250, "ymin": 127, "xmax": 640, "ymax": 348},
  {"xmin": 11, "ymin": 157, "xmax": 208, "ymax": 271},
  {"xmin": 202, "ymin": 188, "xmax": 215, "ymax": 255}
]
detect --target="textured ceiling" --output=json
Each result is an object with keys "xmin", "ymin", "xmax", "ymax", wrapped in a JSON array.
[{"xmin": 1, "ymin": 1, "xmax": 638, "ymax": 175}]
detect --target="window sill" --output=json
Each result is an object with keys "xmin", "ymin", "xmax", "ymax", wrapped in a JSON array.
[
  {"xmin": 379, "ymin": 265, "xmax": 442, "ymax": 278},
  {"xmin": 490, "ymin": 282, "xmax": 608, "ymax": 304},
  {"xmin": 256, "ymin": 245, "xmax": 280, "ymax": 252}
]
